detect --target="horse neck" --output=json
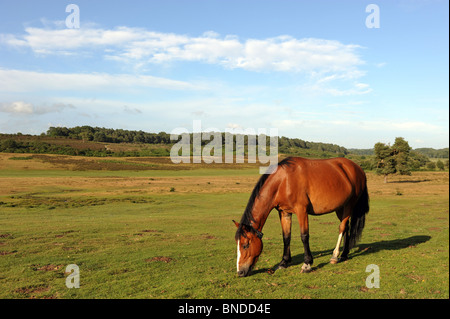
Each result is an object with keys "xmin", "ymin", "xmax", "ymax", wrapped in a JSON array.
[{"xmin": 250, "ymin": 178, "xmax": 279, "ymax": 232}]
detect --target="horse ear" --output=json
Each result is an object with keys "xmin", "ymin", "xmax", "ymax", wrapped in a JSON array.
[{"xmin": 232, "ymin": 220, "xmax": 240, "ymax": 228}]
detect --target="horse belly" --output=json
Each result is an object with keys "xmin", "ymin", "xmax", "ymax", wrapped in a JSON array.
[
  {"xmin": 307, "ymin": 177, "xmax": 352, "ymax": 215},
  {"xmin": 308, "ymin": 194, "xmax": 348, "ymax": 215}
]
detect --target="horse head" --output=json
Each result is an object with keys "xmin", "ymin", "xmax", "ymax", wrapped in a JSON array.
[{"xmin": 233, "ymin": 220, "xmax": 263, "ymax": 277}]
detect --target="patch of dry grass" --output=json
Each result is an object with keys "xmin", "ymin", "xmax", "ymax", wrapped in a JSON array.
[
  {"xmin": 0, "ymin": 152, "xmax": 267, "ymax": 171},
  {"xmin": 1, "ymin": 152, "xmax": 448, "ymax": 201},
  {"xmin": 367, "ymin": 171, "xmax": 449, "ymax": 198}
]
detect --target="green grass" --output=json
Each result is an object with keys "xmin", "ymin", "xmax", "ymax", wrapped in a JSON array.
[
  {"xmin": 8, "ymin": 156, "xmax": 34, "ymax": 160},
  {"xmin": 0, "ymin": 169, "xmax": 448, "ymax": 299}
]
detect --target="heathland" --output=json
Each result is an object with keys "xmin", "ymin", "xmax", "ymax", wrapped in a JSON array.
[{"xmin": 0, "ymin": 152, "xmax": 448, "ymax": 299}]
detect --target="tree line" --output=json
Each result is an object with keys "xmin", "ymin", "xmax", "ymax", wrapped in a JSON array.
[
  {"xmin": 350, "ymin": 146, "xmax": 449, "ymax": 159},
  {"xmin": 45, "ymin": 126, "xmax": 349, "ymax": 155},
  {"xmin": 414, "ymin": 148, "xmax": 449, "ymax": 159},
  {"xmin": 0, "ymin": 138, "xmax": 115, "ymax": 157},
  {"xmin": 1, "ymin": 128, "xmax": 448, "ymax": 174},
  {"xmin": 46, "ymin": 126, "xmax": 172, "ymax": 144}
]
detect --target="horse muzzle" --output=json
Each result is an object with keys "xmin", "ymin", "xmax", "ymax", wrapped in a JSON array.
[{"xmin": 237, "ymin": 265, "xmax": 252, "ymax": 277}]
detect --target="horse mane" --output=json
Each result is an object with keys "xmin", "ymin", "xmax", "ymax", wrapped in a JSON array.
[{"xmin": 235, "ymin": 157, "xmax": 294, "ymax": 240}]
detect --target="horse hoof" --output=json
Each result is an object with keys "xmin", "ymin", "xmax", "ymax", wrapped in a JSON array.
[
  {"xmin": 278, "ymin": 260, "xmax": 289, "ymax": 269},
  {"xmin": 301, "ymin": 263, "xmax": 312, "ymax": 273},
  {"xmin": 330, "ymin": 257, "xmax": 339, "ymax": 264}
]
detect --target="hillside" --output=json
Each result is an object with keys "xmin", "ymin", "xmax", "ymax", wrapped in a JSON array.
[
  {"xmin": 0, "ymin": 126, "xmax": 448, "ymax": 173},
  {"xmin": 0, "ymin": 125, "xmax": 348, "ymax": 158},
  {"xmin": 414, "ymin": 147, "xmax": 449, "ymax": 159}
]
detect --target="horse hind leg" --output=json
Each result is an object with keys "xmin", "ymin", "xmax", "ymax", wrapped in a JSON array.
[
  {"xmin": 331, "ymin": 208, "xmax": 350, "ymax": 264},
  {"xmin": 330, "ymin": 232, "xmax": 343, "ymax": 264},
  {"xmin": 339, "ymin": 219, "xmax": 351, "ymax": 262}
]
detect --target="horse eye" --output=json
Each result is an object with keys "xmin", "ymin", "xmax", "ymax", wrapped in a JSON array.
[{"xmin": 242, "ymin": 243, "xmax": 249, "ymax": 249}]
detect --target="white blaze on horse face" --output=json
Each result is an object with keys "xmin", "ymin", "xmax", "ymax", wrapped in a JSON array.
[{"xmin": 236, "ymin": 240, "xmax": 241, "ymax": 272}]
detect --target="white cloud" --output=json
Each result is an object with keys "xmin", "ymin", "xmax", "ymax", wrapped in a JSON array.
[
  {"xmin": 0, "ymin": 68, "xmax": 204, "ymax": 93},
  {"xmin": 339, "ymin": 119, "xmax": 444, "ymax": 133},
  {"xmin": 324, "ymin": 83, "xmax": 373, "ymax": 96},
  {"xmin": 1, "ymin": 26, "xmax": 145, "ymax": 55},
  {"xmin": 384, "ymin": 121, "xmax": 442, "ymax": 132},
  {"xmin": 272, "ymin": 118, "xmax": 444, "ymax": 134},
  {"xmin": 298, "ymin": 81, "xmax": 372, "ymax": 97},
  {"xmin": 2, "ymin": 25, "xmax": 365, "ymax": 75},
  {"xmin": 0, "ymin": 101, "xmax": 74, "ymax": 115},
  {"xmin": 226, "ymin": 123, "xmax": 243, "ymax": 129},
  {"xmin": 123, "ymin": 105, "xmax": 142, "ymax": 114},
  {"xmin": 0, "ymin": 101, "xmax": 33, "ymax": 114}
]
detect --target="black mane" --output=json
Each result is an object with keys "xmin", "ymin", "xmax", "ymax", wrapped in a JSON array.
[{"xmin": 235, "ymin": 157, "xmax": 294, "ymax": 240}]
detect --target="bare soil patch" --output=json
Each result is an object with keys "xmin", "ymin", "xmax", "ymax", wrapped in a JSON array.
[{"xmin": 145, "ymin": 256, "xmax": 174, "ymax": 263}]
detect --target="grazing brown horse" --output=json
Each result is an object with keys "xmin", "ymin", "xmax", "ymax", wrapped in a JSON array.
[{"xmin": 234, "ymin": 157, "xmax": 369, "ymax": 277}]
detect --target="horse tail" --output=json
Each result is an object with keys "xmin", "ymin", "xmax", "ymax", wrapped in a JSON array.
[{"xmin": 348, "ymin": 179, "xmax": 369, "ymax": 249}]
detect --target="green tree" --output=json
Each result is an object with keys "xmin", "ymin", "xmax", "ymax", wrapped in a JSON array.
[
  {"xmin": 374, "ymin": 142, "xmax": 395, "ymax": 183},
  {"xmin": 79, "ymin": 131, "xmax": 93, "ymax": 142},
  {"xmin": 0, "ymin": 139, "xmax": 18, "ymax": 152},
  {"xmin": 93, "ymin": 131, "xmax": 108, "ymax": 142},
  {"xmin": 436, "ymin": 160, "xmax": 445, "ymax": 171},
  {"xmin": 392, "ymin": 137, "xmax": 411, "ymax": 176},
  {"xmin": 408, "ymin": 151, "xmax": 430, "ymax": 171},
  {"xmin": 374, "ymin": 137, "xmax": 411, "ymax": 183}
]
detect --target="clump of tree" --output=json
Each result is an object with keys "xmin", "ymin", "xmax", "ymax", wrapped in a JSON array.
[
  {"xmin": 407, "ymin": 151, "xmax": 430, "ymax": 171},
  {"xmin": 428, "ymin": 160, "xmax": 446, "ymax": 171},
  {"xmin": 0, "ymin": 138, "xmax": 113, "ymax": 156},
  {"xmin": 374, "ymin": 137, "xmax": 412, "ymax": 183},
  {"xmin": 0, "ymin": 138, "xmax": 82, "ymax": 155}
]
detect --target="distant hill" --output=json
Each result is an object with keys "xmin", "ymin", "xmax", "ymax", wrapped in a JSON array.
[
  {"xmin": 414, "ymin": 148, "xmax": 449, "ymax": 159},
  {"xmin": 1, "ymin": 125, "xmax": 348, "ymax": 158},
  {"xmin": 1, "ymin": 126, "xmax": 447, "ymax": 161}
]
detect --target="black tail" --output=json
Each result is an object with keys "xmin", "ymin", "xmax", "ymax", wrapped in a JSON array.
[{"xmin": 348, "ymin": 181, "xmax": 369, "ymax": 249}]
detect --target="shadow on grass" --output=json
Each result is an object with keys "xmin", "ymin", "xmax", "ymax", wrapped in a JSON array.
[
  {"xmin": 253, "ymin": 235, "xmax": 431, "ymax": 275},
  {"xmin": 389, "ymin": 179, "xmax": 431, "ymax": 184}
]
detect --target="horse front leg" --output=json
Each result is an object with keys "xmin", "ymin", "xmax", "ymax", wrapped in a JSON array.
[
  {"xmin": 297, "ymin": 208, "xmax": 313, "ymax": 273},
  {"xmin": 277, "ymin": 210, "xmax": 292, "ymax": 269}
]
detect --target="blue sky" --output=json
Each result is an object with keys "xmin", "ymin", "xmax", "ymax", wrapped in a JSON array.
[{"xmin": 0, "ymin": 0, "xmax": 448, "ymax": 149}]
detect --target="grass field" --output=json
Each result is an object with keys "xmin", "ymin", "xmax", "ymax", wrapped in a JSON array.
[{"xmin": 0, "ymin": 153, "xmax": 448, "ymax": 299}]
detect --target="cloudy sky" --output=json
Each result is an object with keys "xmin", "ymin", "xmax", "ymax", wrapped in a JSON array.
[{"xmin": 0, "ymin": 0, "xmax": 448, "ymax": 148}]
